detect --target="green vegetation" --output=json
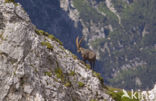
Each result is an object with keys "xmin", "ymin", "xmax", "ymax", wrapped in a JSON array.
[
  {"xmin": 54, "ymin": 67, "xmax": 73, "ymax": 87},
  {"xmin": 73, "ymin": 0, "xmax": 105, "ymax": 24},
  {"xmin": 5, "ymin": 0, "xmax": 15, "ymax": 3},
  {"xmin": 86, "ymin": 64, "xmax": 91, "ymax": 69},
  {"xmin": 69, "ymin": 70, "xmax": 76, "ymax": 76},
  {"xmin": 90, "ymin": 99, "xmax": 97, "ymax": 101},
  {"xmin": 64, "ymin": 81, "xmax": 72, "ymax": 87},
  {"xmin": 35, "ymin": 29, "xmax": 63, "ymax": 45},
  {"xmin": 5, "ymin": 0, "xmax": 18, "ymax": 6},
  {"xmin": 35, "ymin": 29, "xmax": 49, "ymax": 36},
  {"xmin": 90, "ymin": 38, "xmax": 107, "ymax": 49},
  {"xmin": 111, "ymin": 0, "xmax": 128, "ymax": 13},
  {"xmin": 41, "ymin": 41, "xmax": 53, "ymax": 50},
  {"xmin": 78, "ymin": 81, "xmax": 85, "ymax": 87},
  {"xmin": 71, "ymin": 53, "xmax": 78, "ymax": 60},
  {"xmin": 107, "ymin": 86, "xmax": 139, "ymax": 101},
  {"xmin": 73, "ymin": 0, "xmax": 120, "ymax": 28},
  {"xmin": 98, "ymin": 2, "xmax": 119, "ymax": 25},
  {"xmin": 82, "ymin": 0, "xmax": 156, "ymax": 89},
  {"xmin": 110, "ymin": 64, "xmax": 156, "ymax": 90},
  {"xmin": 33, "ymin": 0, "xmax": 156, "ymax": 90},
  {"xmin": 54, "ymin": 67, "xmax": 65, "ymax": 82},
  {"xmin": 48, "ymin": 35, "xmax": 63, "ymax": 45},
  {"xmin": 44, "ymin": 71, "xmax": 52, "ymax": 77},
  {"xmin": 93, "ymin": 72, "xmax": 104, "ymax": 83},
  {"xmin": 105, "ymin": 0, "xmax": 156, "ymax": 89},
  {"xmin": 0, "ymin": 34, "xmax": 4, "ymax": 40}
]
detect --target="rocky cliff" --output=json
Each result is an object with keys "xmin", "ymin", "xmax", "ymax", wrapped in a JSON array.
[{"xmin": 0, "ymin": 0, "xmax": 114, "ymax": 101}]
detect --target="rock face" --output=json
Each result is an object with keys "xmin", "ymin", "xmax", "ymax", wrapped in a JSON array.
[{"xmin": 0, "ymin": 1, "xmax": 113, "ymax": 101}]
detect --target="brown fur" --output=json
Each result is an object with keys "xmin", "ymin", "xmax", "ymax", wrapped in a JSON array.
[{"xmin": 76, "ymin": 36, "xmax": 96, "ymax": 69}]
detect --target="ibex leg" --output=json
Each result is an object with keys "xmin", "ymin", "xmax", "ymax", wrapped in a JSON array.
[
  {"xmin": 93, "ymin": 61, "xmax": 95, "ymax": 70},
  {"xmin": 89, "ymin": 61, "xmax": 92, "ymax": 69}
]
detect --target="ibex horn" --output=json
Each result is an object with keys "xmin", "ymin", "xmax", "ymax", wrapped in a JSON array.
[
  {"xmin": 79, "ymin": 36, "xmax": 84, "ymax": 46},
  {"xmin": 76, "ymin": 36, "xmax": 80, "ymax": 49}
]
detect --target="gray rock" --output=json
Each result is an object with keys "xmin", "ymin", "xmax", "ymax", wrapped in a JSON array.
[{"xmin": 0, "ymin": 1, "xmax": 113, "ymax": 101}]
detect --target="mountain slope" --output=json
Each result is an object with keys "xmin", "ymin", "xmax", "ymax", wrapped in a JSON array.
[
  {"xmin": 0, "ymin": 1, "xmax": 114, "ymax": 101},
  {"xmin": 15, "ymin": 0, "xmax": 156, "ymax": 90}
]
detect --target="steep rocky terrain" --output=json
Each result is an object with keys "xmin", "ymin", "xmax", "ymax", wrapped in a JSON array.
[
  {"xmin": 1, "ymin": 0, "xmax": 156, "ymax": 101},
  {"xmin": 0, "ymin": 0, "xmax": 116, "ymax": 101},
  {"xmin": 15, "ymin": 0, "xmax": 156, "ymax": 90}
]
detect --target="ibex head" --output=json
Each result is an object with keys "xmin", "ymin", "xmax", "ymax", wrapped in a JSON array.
[{"xmin": 76, "ymin": 36, "xmax": 84, "ymax": 53}]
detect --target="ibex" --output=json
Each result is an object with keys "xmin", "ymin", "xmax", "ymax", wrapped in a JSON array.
[{"xmin": 76, "ymin": 36, "xmax": 96, "ymax": 69}]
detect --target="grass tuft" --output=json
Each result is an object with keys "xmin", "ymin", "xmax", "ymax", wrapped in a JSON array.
[
  {"xmin": 107, "ymin": 86, "xmax": 139, "ymax": 101},
  {"xmin": 93, "ymin": 72, "xmax": 104, "ymax": 83},
  {"xmin": 54, "ymin": 67, "xmax": 65, "ymax": 82},
  {"xmin": 90, "ymin": 99, "xmax": 97, "ymax": 101},
  {"xmin": 64, "ymin": 81, "xmax": 72, "ymax": 87},
  {"xmin": 48, "ymin": 35, "xmax": 63, "ymax": 45},
  {"xmin": 35, "ymin": 29, "xmax": 48, "ymax": 36},
  {"xmin": 86, "ymin": 64, "xmax": 91, "ymax": 69},
  {"xmin": 5, "ymin": 0, "xmax": 15, "ymax": 3},
  {"xmin": 41, "ymin": 41, "xmax": 53, "ymax": 50},
  {"xmin": 35, "ymin": 29, "xmax": 63, "ymax": 45},
  {"xmin": 45, "ymin": 71, "xmax": 52, "ymax": 77},
  {"xmin": 78, "ymin": 81, "xmax": 85, "ymax": 87},
  {"xmin": 69, "ymin": 70, "xmax": 76, "ymax": 76}
]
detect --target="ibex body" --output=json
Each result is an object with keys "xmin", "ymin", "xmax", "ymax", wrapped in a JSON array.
[{"xmin": 76, "ymin": 36, "xmax": 96, "ymax": 69}]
